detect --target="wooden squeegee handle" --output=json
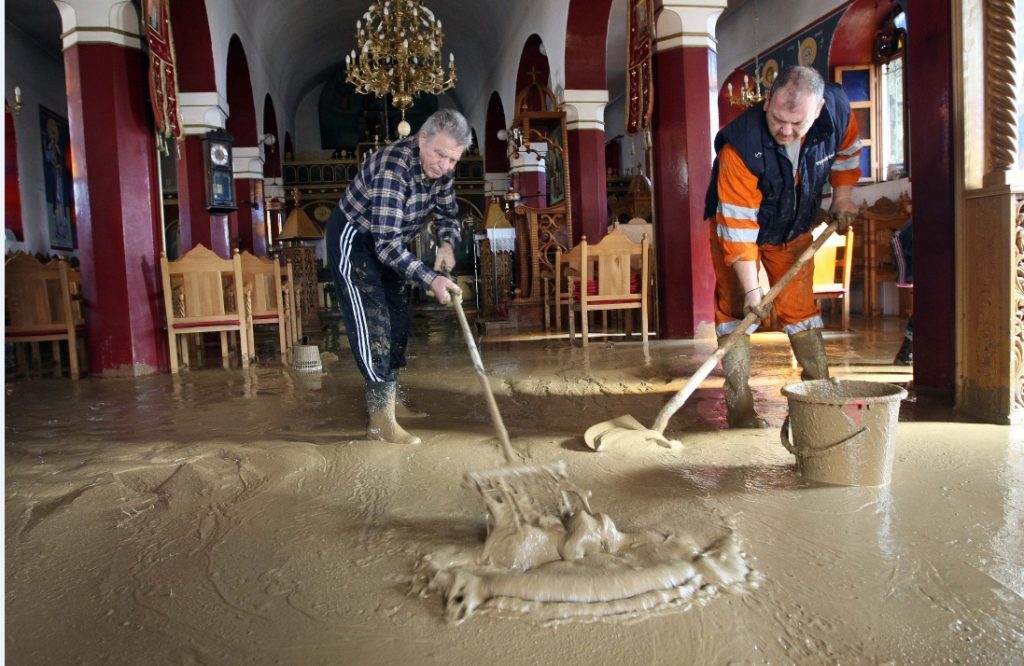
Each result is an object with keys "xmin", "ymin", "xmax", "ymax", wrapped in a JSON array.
[
  {"xmin": 448, "ymin": 285, "xmax": 517, "ymax": 464},
  {"xmin": 649, "ymin": 220, "xmax": 842, "ymax": 435}
]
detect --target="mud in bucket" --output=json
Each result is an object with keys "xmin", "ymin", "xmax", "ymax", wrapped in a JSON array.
[{"xmin": 780, "ymin": 379, "xmax": 907, "ymax": 486}]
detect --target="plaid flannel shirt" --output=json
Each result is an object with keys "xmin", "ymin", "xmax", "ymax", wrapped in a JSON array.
[{"xmin": 338, "ymin": 136, "xmax": 461, "ymax": 290}]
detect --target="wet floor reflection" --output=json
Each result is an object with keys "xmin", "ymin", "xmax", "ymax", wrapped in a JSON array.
[{"xmin": 6, "ymin": 310, "xmax": 1024, "ymax": 664}]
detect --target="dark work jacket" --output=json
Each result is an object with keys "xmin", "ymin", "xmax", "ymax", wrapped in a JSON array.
[{"xmin": 704, "ymin": 84, "xmax": 853, "ymax": 245}]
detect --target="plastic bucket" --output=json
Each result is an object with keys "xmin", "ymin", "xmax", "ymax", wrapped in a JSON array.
[
  {"xmin": 780, "ymin": 379, "xmax": 907, "ymax": 486},
  {"xmin": 291, "ymin": 343, "xmax": 322, "ymax": 374}
]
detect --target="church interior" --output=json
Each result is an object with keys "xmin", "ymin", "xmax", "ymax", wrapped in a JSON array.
[{"xmin": 4, "ymin": 0, "xmax": 1024, "ymax": 663}]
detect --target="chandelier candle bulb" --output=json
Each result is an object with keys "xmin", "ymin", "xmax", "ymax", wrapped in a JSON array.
[{"xmin": 346, "ymin": 0, "xmax": 457, "ymax": 116}]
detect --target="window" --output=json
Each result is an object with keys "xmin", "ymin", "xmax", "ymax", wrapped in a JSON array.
[
  {"xmin": 880, "ymin": 55, "xmax": 906, "ymax": 179},
  {"xmin": 834, "ymin": 11, "xmax": 908, "ymax": 183}
]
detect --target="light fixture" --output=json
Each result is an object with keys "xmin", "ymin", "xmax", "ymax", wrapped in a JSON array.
[
  {"xmin": 502, "ymin": 185, "xmax": 521, "ymax": 213},
  {"xmin": 259, "ymin": 133, "xmax": 276, "ymax": 146},
  {"xmin": 279, "ymin": 189, "xmax": 324, "ymax": 243},
  {"xmin": 10, "ymin": 86, "xmax": 23, "ymax": 115},
  {"xmin": 499, "ymin": 126, "xmax": 548, "ymax": 164},
  {"xmin": 345, "ymin": 0, "xmax": 457, "ymax": 138},
  {"xmin": 241, "ymin": 178, "xmax": 265, "ymax": 211},
  {"xmin": 727, "ymin": 0, "xmax": 773, "ymax": 109}
]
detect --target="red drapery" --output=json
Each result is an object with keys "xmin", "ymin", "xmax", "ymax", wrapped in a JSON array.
[
  {"xmin": 144, "ymin": 0, "xmax": 183, "ymax": 148},
  {"xmin": 625, "ymin": 0, "xmax": 654, "ymax": 135}
]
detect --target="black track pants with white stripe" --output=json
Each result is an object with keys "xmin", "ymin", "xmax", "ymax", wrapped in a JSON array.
[{"xmin": 326, "ymin": 210, "xmax": 410, "ymax": 385}]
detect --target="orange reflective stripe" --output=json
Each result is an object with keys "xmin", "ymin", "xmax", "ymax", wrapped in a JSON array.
[
  {"xmin": 716, "ymin": 145, "xmax": 762, "ymax": 266},
  {"xmin": 830, "ymin": 110, "xmax": 862, "ymax": 187}
]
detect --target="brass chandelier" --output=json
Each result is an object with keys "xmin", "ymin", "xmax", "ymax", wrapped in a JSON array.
[{"xmin": 345, "ymin": 0, "xmax": 457, "ymax": 137}]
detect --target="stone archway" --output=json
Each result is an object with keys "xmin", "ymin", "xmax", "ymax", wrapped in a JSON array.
[{"xmin": 226, "ymin": 35, "xmax": 260, "ymax": 253}]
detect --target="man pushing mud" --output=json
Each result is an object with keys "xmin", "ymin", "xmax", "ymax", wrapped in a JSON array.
[
  {"xmin": 326, "ymin": 110, "xmax": 472, "ymax": 445},
  {"xmin": 704, "ymin": 66, "xmax": 862, "ymax": 428}
]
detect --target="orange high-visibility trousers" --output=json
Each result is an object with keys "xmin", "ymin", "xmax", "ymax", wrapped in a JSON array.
[{"xmin": 708, "ymin": 219, "xmax": 822, "ymax": 336}]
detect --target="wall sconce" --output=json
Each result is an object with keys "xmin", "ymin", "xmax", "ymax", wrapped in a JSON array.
[
  {"xmin": 502, "ymin": 185, "xmax": 521, "ymax": 213},
  {"xmin": 498, "ymin": 126, "xmax": 547, "ymax": 163},
  {"xmin": 259, "ymin": 133, "xmax": 276, "ymax": 147},
  {"xmin": 241, "ymin": 178, "xmax": 265, "ymax": 211},
  {"xmin": 9, "ymin": 86, "xmax": 23, "ymax": 115}
]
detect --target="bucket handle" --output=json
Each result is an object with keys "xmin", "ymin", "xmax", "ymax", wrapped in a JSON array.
[{"xmin": 781, "ymin": 416, "xmax": 869, "ymax": 458}]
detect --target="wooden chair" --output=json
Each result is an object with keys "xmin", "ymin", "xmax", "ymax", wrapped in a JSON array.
[
  {"xmin": 548, "ymin": 241, "xmax": 583, "ymax": 332},
  {"xmin": 160, "ymin": 244, "xmax": 249, "ymax": 373},
  {"xmin": 5, "ymin": 252, "xmax": 87, "ymax": 379},
  {"xmin": 812, "ymin": 222, "xmax": 855, "ymax": 331},
  {"xmin": 566, "ymin": 227, "xmax": 650, "ymax": 346},
  {"xmin": 854, "ymin": 194, "xmax": 912, "ymax": 317},
  {"xmin": 239, "ymin": 251, "xmax": 289, "ymax": 364}
]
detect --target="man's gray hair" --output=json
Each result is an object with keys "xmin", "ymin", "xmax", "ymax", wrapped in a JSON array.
[
  {"xmin": 420, "ymin": 109, "xmax": 473, "ymax": 148},
  {"xmin": 768, "ymin": 66, "xmax": 825, "ymax": 111}
]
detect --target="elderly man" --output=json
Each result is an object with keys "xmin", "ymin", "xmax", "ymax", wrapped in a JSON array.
[
  {"xmin": 705, "ymin": 66, "xmax": 862, "ymax": 428},
  {"xmin": 326, "ymin": 109, "xmax": 472, "ymax": 445}
]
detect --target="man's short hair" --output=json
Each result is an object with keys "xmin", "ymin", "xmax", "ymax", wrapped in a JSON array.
[
  {"xmin": 768, "ymin": 66, "xmax": 825, "ymax": 111},
  {"xmin": 420, "ymin": 109, "xmax": 473, "ymax": 148}
]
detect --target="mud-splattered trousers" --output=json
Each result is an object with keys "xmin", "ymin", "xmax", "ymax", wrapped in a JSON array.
[{"xmin": 327, "ymin": 210, "xmax": 410, "ymax": 385}]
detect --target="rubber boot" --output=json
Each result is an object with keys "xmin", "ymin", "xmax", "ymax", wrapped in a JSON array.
[
  {"xmin": 366, "ymin": 381, "xmax": 422, "ymax": 445},
  {"xmin": 395, "ymin": 373, "xmax": 428, "ymax": 418},
  {"xmin": 721, "ymin": 335, "xmax": 769, "ymax": 429},
  {"xmin": 789, "ymin": 330, "xmax": 830, "ymax": 381},
  {"xmin": 894, "ymin": 336, "xmax": 913, "ymax": 365}
]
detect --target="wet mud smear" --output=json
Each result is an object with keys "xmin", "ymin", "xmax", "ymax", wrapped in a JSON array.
[
  {"xmin": 412, "ymin": 469, "xmax": 757, "ymax": 623},
  {"xmin": 6, "ymin": 316, "xmax": 1024, "ymax": 664}
]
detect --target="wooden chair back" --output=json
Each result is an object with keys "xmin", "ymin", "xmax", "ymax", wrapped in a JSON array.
[
  {"xmin": 5, "ymin": 252, "xmax": 87, "ymax": 379},
  {"xmin": 239, "ymin": 251, "xmax": 289, "ymax": 363},
  {"xmin": 550, "ymin": 241, "xmax": 583, "ymax": 332},
  {"xmin": 281, "ymin": 260, "xmax": 301, "ymax": 344},
  {"xmin": 160, "ymin": 244, "xmax": 249, "ymax": 373},
  {"xmin": 567, "ymin": 227, "xmax": 650, "ymax": 346},
  {"xmin": 812, "ymin": 222, "xmax": 855, "ymax": 331}
]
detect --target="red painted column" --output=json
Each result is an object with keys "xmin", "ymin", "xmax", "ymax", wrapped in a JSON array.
[
  {"xmin": 906, "ymin": 0, "xmax": 954, "ymax": 396},
  {"xmin": 650, "ymin": 26, "xmax": 720, "ymax": 338},
  {"xmin": 63, "ymin": 41, "xmax": 166, "ymax": 374},
  {"xmin": 231, "ymin": 146, "xmax": 268, "ymax": 255},
  {"xmin": 176, "ymin": 92, "xmax": 230, "ymax": 257},
  {"xmin": 231, "ymin": 181, "xmax": 266, "ymax": 253},
  {"xmin": 509, "ymin": 143, "xmax": 547, "ymax": 209},
  {"xmin": 564, "ymin": 90, "xmax": 609, "ymax": 246},
  {"xmin": 177, "ymin": 145, "xmax": 231, "ymax": 256}
]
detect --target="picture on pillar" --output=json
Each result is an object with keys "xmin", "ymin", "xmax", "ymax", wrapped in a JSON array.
[
  {"xmin": 546, "ymin": 125, "xmax": 565, "ymax": 206},
  {"xmin": 39, "ymin": 106, "xmax": 76, "ymax": 250}
]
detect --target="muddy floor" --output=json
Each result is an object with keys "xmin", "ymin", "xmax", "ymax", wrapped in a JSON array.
[{"xmin": 5, "ymin": 311, "xmax": 1023, "ymax": 664}]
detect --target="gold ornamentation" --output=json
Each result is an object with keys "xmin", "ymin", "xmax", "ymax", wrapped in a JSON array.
[
  {"xmin": 799, "ymin": 38, "xmax": 817, "ymax": 66},
  {"xmin": 1013, "ymin": 196, "xmax": 1024, "ymax": 411},
  {"xmin": 345, "ymin": 0, "xmax": 456, "ymax": 131},
  {"xmin": 985, "ymin": 0, "xmax": 1019, "ymax": 173},
  {"xmin": 313, "ymin": 205, "xmax": 332, "ymax": 223}
]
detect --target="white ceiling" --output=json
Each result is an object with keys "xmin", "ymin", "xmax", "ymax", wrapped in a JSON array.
[{"xmin": 6, "ymin": 1, "xmax": 636, "ymax": 136}]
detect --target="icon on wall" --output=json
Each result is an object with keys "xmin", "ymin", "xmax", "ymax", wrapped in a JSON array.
[
  {"xmin": 39, "ymin": 105, "xmax": 76, "ymax": 251},
  {"xmin": 800, "ymin": 37, "xmax": 818, "ymax": 67}
]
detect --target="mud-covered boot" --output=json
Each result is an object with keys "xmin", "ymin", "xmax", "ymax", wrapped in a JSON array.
[
  {"xmin": 721, "ymin": 335, "xmax": 769, "ymax": 429},
  {"xmin": 395, "ymin": 374, "xmax": 428, "ymax": 418},
  {"xmin": 789, "ymin": 329, "xmax": 830, "ymax": 380},
  {"xmin": 894, "ymin": 336, "xmax": 913, "ymax": 365},
  {"xmin": 366, "ymin": 381, "xmax": 422, "ymax": 445}
]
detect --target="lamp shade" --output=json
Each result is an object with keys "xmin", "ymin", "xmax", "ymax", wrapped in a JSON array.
[
  {"xmin": 279, "ymin": 205, "xmax": 323, "ymax": 240},
  {"xmin": 483, "ymin": 200, "xmax": 515, "ymax": 253},
  {"xmin": 483, "ymin": 200, "xmax": 511, "ymax": 230}
]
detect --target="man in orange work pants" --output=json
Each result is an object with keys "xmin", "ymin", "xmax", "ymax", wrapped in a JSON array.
[
  {"xmin": 709, "ymin": 220, "xmax": 822, "ymax": 427},
  {"xmin": 705, "ymin": 65, "xmax": 861, "ymax": 428}
]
